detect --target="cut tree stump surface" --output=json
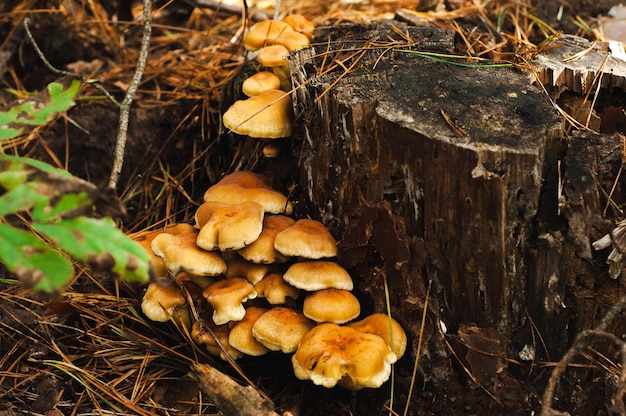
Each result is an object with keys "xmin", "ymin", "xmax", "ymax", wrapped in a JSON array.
[
  {"xmin": 533, "ymin": 34, "xmax": 626, "ymax": 96},
  {"xmin": 290, "ymin": 24, "xmax": 564, "ymax": 337}
]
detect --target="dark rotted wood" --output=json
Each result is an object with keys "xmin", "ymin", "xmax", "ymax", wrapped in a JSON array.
[
  {"xmin": 289, "ymin": 23, "xmax": 564, "ymax": 338},
  {"xmin": 524, "ymin": 131, "xmax": 622, "ymax": 358}
]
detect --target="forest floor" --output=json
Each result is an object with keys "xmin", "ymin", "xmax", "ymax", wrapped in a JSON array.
[{"xmin": 1, "ymin": 0, "xmax": 626, "ymax": 415}]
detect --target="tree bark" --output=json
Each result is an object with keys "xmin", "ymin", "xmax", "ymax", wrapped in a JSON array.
[{"xmin": 289, "ymin": 23, "xmax": 564, "ymax": 344}]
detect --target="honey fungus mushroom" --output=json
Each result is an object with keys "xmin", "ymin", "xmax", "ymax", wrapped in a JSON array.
[
  {"xmin": 237, "ymin": 214, "xmax": 296, "ymax": 264},
  {"xmin": 228, "ymin": 307, "xmax": 270, "ymax": 356},
  {"xmin": 283, "ymin": 14, "xmax": 315, "ymax": 39},
  {"xmin": 283, "ymin": 260, "xmax": 354, "ymax": 291},
  {"xmin": 347, "ymin": 313, "xmax": 407, "ymax": 359},
  {"xmin": 292, "ymin": 323, "xmax": 398, "ymax": 390},
  {"xmin": 255, "ymin": 272, "xmax": 300, "ymax": 305},
  {"xmin": 303, "ymin": 288, "xmax": 360, "ymax": 324},
  {"xmin": 242, "ymin": 71, "xmax": 282, "ymax": 97},
  {"xmin": 274, "ymin": 219, "xmax": 337, "ymax": 259},
  {"xmin": 222, "ymin": 89, "xmax": 293, "ymax": 139},
  {"xmin": 202, "ymin": 277, "xmax": 257, "ymax": 325},
  {"xmin": 252, "ymin": 307, "xmax": 315, "ymax": 353},
  {"xmin": 195, "ymin": 201, "xmax": 265, "ymax": 252},
  {"xmin": 141, "ymin": 282, "xmax": 186, "ymax": 322},
  {"xmin": 203, "ymin": 171, "xmax": 292, "ymax": 215},
  {"xmin": 243, "ymin": 19, "xmax": 310, "ymax": 52},
  {"xmin": 150, "ymin": 226, "xmax": 226, "ymax": 277}
]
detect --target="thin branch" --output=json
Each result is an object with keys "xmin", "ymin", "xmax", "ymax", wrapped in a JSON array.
[
  {"xmin": 23, "ymin": 18, "xmax": 120, "ymax": 107},
  {"xmin": 108, "ymin": 0, "xmax": 152, "ymax": 190},
  {"xmin": 541, "ymin": 293, "xmax": 626, "ymax": 415}
]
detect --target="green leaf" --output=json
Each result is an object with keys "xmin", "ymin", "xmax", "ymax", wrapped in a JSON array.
[
  {"xmin": 33, "ymin": 217, "xmax": 151, "ymax": 283},
  {"xmin": 0, "ymin": 223, "xmax": 74, "ymax": 292},
  {"xmin": 0, "ymin": 155, "xmax": 125, "ymax": 221},
  {"xmin": 0, "ymin": 181, "xmax": 48, "ymax": 218},
  {"xmin": 32, "ymin": 192, "xmax": 93, "ymax": 223},
  {"xmin": 0, "ymin": 154, "xmax": 74, "ymax": 178},
  {"xmin": 0, "ymin": 77, "xmax": 81, "ymax": 141}
]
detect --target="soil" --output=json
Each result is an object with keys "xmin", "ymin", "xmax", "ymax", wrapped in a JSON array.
[{"xmin": 2, "ymin": 1, "xmax": 626, "ymax": 415}]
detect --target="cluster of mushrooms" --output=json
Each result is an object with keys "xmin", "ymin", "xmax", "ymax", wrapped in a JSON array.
[
  {"xmin": 135, "ymin": 171, "xmax": 407, "ymax": 390},
  {"xmin": 222, "ymin": 15, "xmax": 315, "ymax": 156}
]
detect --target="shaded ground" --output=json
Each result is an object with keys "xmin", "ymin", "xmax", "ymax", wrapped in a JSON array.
[{"xmin": 2, "ymin": 0, "xmax": 626, "ymax": 415}]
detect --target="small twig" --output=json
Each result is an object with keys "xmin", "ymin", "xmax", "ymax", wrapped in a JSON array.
[
  {"xmin": 23, "ymin": 18, "xmax": 120, "ymax": 107},
  {"xmin": 274, "ymin": 0, "xmax": 282, "ymax": 20},
  {"xmin": 541, "ymin": 293, "xmax": 626, "ymax": 415},
  {"xmin": 108, "ymin": 0, "xmax": 152, "ymax": 190}
]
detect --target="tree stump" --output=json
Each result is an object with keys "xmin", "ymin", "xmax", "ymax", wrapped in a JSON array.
[{"xmin": 289, "ymin": 22, "xmax": 564, "ymax": 342}]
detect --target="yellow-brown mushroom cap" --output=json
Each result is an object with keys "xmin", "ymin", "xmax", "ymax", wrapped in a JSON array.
[
  {"xmin": 141, "ymin": 282, "xmax": 186, "ymax": 322},
  {"xmin": 244, "ymin": 20, "xmax": 293, "ymax": 51},
  {"xmin": 272, "ymin": 29, "xmax": 310, "ymax": 51},
  {"xmin": 242, "ymin": 71, "xmax": 282, "ymax": 97},
  {"xmin": 254, "ymin": 272, "xmax": 300, "ymax": 304},
  {"xmin": 252, "ymin": 307, "xmax": 315, "ymax": 353},
  {"xmin": 203, "ymin": 171, "xmax": 293, "ymax": 215},
  {"xmin": 346, "ymin": 313, "xmax": 407, "ymax": 359},
  {"xmin": 257, "ymin": 44, "xmax": 290, "ymax": 68},
  {"xmin": 303, "ymin": 288, "xmax": 360, "ymax": 324},
  {"xmin": 223, "ymin": 89, "xmax": 293, "ymax": 139},
  {"xmin": 202, "ymin": 278, "xmax": 258, "ymax": 325},
  {"xmin": 228, "ymin": 307, "xmax": 270, "ymax": 356},
  {"xmin": 274, "ymin": 219, "xmax": 337, "ymax": 259},
  {"xmin": 133, "ymin": 223, "xmax": 199, "ymax": 278},
  {"xmin": 151, "ymin": 230, "xmax": 226, "ymax": 277},
  {"xmin": 291, "ymin": 323, "xmax": 397, "ymax": 389},
  {"xmin": 196, "ymin": 201, "xmax": 265, "ymax": 252},
  {"xmin": 237, "ymin": 214, "xmax": 296, "ymax": 264},
  {"xmin": 283, "ymin": 260, "xmax": 354, "ymax": 291},
  {"xmin": 283, "ymin": 14, "xmax": 315, "ymax": 40}
]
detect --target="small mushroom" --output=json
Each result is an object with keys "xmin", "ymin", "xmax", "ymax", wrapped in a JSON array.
[
  {"xmin": 283, "ymin": 260, "xmax": 353, "ymax": 291},
  {"xmin": 242, "ymin": 71, "xmax": 282, "ymax": 97},
  {"xmin": 151, "ymin": 228, "xmax": 226, "ymax": 276},
  {"xmin": 244, "ymin": 20, "xmax": 294, "ymax": 51},
  {"xmin": 252, "ymin": 307, "xmax": 315, "ymax": 353},
  {"xmin": 133, "ymin": 223, "xmax": 199, "ymax": 278},
  {"xmin": 254, "ymin": 272, "xmax": 300, "ymax": 305},
  {"xmin": 195, "ymin": 201, "xmax": 265, "ymax": 252},
  {"xmin": 283, "ymin": 14, "xmax": 315, "ymax": 40},
  {"xmin": 256, "ymin": 45, "xmax": 292, "ymax": 90},
  {"xmin": 203, "ymin": 171, "xmax": 292, "ymax": 215},
  {"xmin": 141, "ymin": 282, "xmax": 186, "ymax": 322},
  {"xmin": 228, "ymin": 306, "xmax": 270, "ymax": 356},
  {"xmin": 291, "ymin": 323, "xmax": 397, "ymax": 390},
  {"xmin": 222, "ymin": 89, "xmax": 293, "ymax": 139},
  {"xmin": 237, "ymin": 214, "xmax": 296, "ymax": 264},
  {"xmin": 347, "ymin": 313, "xmax": 407, "ymax": 359},
  {"xmin": 303, "ymin": 288, "xmax": 360, "ymax": 324},
  {"xmin": 274, "ymin": 219, "xmax": 337, "ymax": 259},
  {"xmin": 257, "ymin": 44, "xmax": 289, "ymax": 68},
  {"xmin": 202, "ymin": 278, "xmax": 258, "ymax": 325}
]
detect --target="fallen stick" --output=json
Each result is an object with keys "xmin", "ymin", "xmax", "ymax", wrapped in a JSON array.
[{"xmin": 190, "ymin": 362, "xmax": 280, "ymax": 416}]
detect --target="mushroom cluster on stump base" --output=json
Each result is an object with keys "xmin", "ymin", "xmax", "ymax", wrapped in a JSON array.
[{"xmin": 136, "ymin": 170, "xmax": 407, "ymax": 391}]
